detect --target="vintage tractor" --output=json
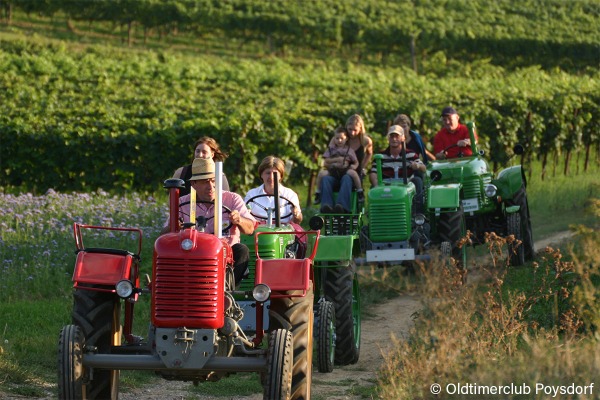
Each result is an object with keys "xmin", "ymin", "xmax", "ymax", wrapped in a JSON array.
[
  {"xmin": 314, "ymin": 192, "xmax": 362, "ymax": 367},
  {"xmin": 359, "ymin": 150, "xmax": 450, "ymax": 266},
  {"xmin": 240, "ymin": 175, "xmax": 337, "ymax": 373},
  {"xmin": 58, "ymin": 173, "xmax": 319, "ymax": 400},
  {"xmin": 425, "ymin": 121, "xmax": 535, "ymax": 266},
  {"xmin": 359, "ymin": 121, "xmax": 534, "ymax": 268}
]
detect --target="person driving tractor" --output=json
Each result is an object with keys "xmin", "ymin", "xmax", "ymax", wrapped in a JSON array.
[
  {"xmin": 433, "ymin": 106, "xmax": 478, "ymax": 159},
  {"xmin": 162, "ymin": 157, "xmax": 257, "ymax": 284}
]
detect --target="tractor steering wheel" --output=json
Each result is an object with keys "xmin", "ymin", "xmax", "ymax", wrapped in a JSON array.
[
  {"xmin": 442, "ymin": 143, "xmax": 465, "ymax": 158},
  {"xmin": 245, "ymin": 194, "xmax": 295, "ymax": 222},
  {"xmin": 178, "ymin": 200, "xmax": 234, "ymax": 232}
]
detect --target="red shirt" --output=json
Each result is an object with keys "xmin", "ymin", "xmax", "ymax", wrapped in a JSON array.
[{"xmin": 433, "ymin": 124, "xmax": 476, "ymax": 158}]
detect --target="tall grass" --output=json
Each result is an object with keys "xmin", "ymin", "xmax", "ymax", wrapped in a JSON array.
[{"xmin": 376, "ymin": 214, "xmax": 600, "ymax": 399}]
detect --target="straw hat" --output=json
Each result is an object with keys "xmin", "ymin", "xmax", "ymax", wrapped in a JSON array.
[{"xmin": 189, "ymin": 158, "xmax": 216, "ymax": 181}]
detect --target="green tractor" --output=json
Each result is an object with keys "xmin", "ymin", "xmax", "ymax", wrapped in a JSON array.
[
  {"xmin": 359, "ymin": 121, "xmax": 534, "ymax": 268},
  {"xmin": 426, "ymin": 121, "xmax": 535, "ymax": 266},
  {"xmin": 314, "ymin": 192, "xmax": 362, "ymax": 367},
  {"xmin": 240, "ymin": 175, "xmax": 340, "ymax": 373},
  {"xmin": 359, "ymin": 151, "xmax": 450, "ymax": 266}
]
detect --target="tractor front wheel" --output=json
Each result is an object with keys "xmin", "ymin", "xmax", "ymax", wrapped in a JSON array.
[
  {"xmin": 325, "ymin": 264, "xmax": 361, "ymax": 365},
  {"xmin": 71, "ymin": 289, "xmax": 122, "ymax": 399},
  {"xmin": 316, "ymin": 300, "xmax": 335, "ymax": 373},
  {"xmin": 58, "ymin": 325, "xmax": 85, "ymax": 399},
  {"xmin": 507, "ymin": 212, "xmax": 525, "ymax": 266},
  {"xmin": 437, "ymin": 206, "xmax": 466, "ymax": 266},
  {"xmin": 508, "ymin": 185, "xmax": 535, "ymax": 261},
  {"xmin": 263, "ymin": 329, "xmax": 293, "ymax": 400},
  {"xmin": 269, "ymin": 285, "xmax": 314, "ymax": 400}
]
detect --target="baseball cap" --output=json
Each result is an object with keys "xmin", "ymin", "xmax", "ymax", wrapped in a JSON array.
[{"xmin": 441, "ymin": 106, "xmax": 457, "ymax": 116}]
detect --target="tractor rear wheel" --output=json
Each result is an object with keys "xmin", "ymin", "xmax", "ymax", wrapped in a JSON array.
[
  {"xmin": 507, "ymin": 212, "xmax": 525, "ymax": 266},
  {"xmin": 58, "ymin": 325, "xmax": 85, "ymax": 399},
  {"xmin": 316, "ymin": 300, "xmax": 335, "ymax": 373},
  {"xmin": 263, "ymin": 329, "xmax": 293, "ymax": 400},
  {"xmin": 324, "ymin": 264, "xmax": 361, "ymax": 365},
  {"xmin": 269, "ymin": 285, "xmax": 314, "ymax": 400},
  {"xmin": 508, "ymin": 185, "xmax": 535, "ymax": 261},
  {"xmin": 71, "ymin": 289, "xmax": 122, "ymax": 399},
  {"xmin": 437, "ymin": 206, "xmax": 466, "ymax": 266}
]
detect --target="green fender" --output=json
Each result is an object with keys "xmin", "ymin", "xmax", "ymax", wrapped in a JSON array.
[
  {"xmin": 494, "ymin": 165, "xmax": 524, "ymax": 200},
  {"xmin": 427, "ymin": 183, "xmax": 462, "ymax": 210},
  {"xmin": 505, "ymin": 205, "xmax": 520, "ymax": 214},
  {"xmin": 314, "ymin": 235, "xmax": 355, "ymax": 262}
]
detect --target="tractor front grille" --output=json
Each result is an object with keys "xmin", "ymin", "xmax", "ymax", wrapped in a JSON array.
[
  {"xmin": 369, "ymin": 202, "xmax": 409, "ymax": 242},
  {"xmin": 152, "ymin": 256, "xmax": 224, "ymax": 329},
  {"xmin": 462, "ymin": 176, "xmax": 491, "ymax": 210}
]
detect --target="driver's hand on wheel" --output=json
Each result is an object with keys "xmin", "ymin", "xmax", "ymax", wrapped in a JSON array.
[
  {"xmin": 457, "ymin": 139, "xmax": 470, "ymax": 147},
  {"xmin": 230, "ymin": 210, "xmax": 241, "ymax": 226},
  {"xmin": 436, "ymin": 152, "xmax": 446, "ymax": 159}
]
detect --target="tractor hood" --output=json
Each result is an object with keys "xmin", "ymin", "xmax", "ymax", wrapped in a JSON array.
[{"xmin": 428, "ymin": 156, "xmax": 491, "ymax": 183}]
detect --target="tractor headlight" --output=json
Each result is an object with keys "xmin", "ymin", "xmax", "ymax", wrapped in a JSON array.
[
  {"xmin": 252, "ymin": 284, "xmax": 271, "ymax": 302},
  {"xmin": 484, "ymin": 184, "xmax": 497, "ymax": 198},
  {"xmin": 116, "ymin": 280, "xmax": 134, "ymax": 298},
  {"xmin": 181, "ymin": 238, "xmax": 194, "ymax": 251},
  {"xmin": 415, "ymin": 214, "xmax": 426, "ymax": 226}
]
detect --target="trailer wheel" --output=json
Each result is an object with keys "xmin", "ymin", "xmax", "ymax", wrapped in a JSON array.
[
  {"xmin": 507, "ymin": 212, "xmax": 525, "ymax": 266},
  {"xmin": 316, "ymin": 300, "xmax": 335, "ymax": 373},
  {"xmin": 508, "ymin": 185, "xmax": 535, "ymax": 261},
  {"xmin": 71, "ymin": 289, "xmax": 122, "ymax": 399},
  {"xmin": 269, "ymin": 285, "xmax": 314, "ymax": 400},
  {"xmin": 437, "ymin": 206, "xmax": 466, "ymax": 266},
  {"xmin": 324, "ymin": 264, "xmax": 361, "ymax": 365},
  {"xmin": 58, "ymin": 325, "xmax": 84, "ymax": 399},
  {"xmin": 263, "ymin": 329, "xmax": 293, "ymax": 400}
]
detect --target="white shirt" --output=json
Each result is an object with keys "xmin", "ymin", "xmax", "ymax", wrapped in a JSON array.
[{"xmin": 244, "ymin": 184, "xmax": 300, "ymax": 224}]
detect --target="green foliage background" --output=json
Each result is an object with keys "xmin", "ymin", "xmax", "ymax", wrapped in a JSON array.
[{"xmin": 0, "ymin": 0, "xmax": 598, "ymax": 194}]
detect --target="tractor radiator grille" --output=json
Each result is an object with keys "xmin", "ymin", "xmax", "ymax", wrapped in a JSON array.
[
  {"xmin": 462, "ymin": 177, "xmax": 491, "ymax": 208},
  {"xmin": 369, "ymin": 203, "xmax": 409, "ymax": 242},
  {"xmin": 152, "ymin": 256, "xmax": 223, "ymax": 328},
  {"xmin": 238, "ymin": 248, "xmax": 276, "ymax": 292}
]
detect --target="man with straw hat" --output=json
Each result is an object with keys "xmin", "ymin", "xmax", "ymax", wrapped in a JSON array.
[{"xmin": 163, "ymin": 157, "xmax": 257, "ymax": 284}]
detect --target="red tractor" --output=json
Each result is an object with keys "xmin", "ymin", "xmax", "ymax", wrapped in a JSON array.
[{"xmin": 58, "ymin": 177, "xmax": 320, "ymax": 400}]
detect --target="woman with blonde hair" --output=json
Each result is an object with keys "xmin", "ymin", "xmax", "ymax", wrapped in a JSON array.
[
  {"xmin": 244, "ymin": 156, "xmax": 302, "ymax": 225},
  {"xmin": 173, "ymin": 136, "xmax": 230, "ymax": 196},
  {"xmin": 318, "ymin": 114, "xmax": 373, "ymax": 213}
]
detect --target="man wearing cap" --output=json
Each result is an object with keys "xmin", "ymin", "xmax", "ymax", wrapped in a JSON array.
[
  {"xmin": 369, "ymin": 125, "xmax": 426, "ymax": 213},
  {"xmin": 163, "ymin": 157, "xmax": 257, "ymax": 284},
  {"xmin": 433, "ymin": 106, "xmax": 477, "ymax": 159}
]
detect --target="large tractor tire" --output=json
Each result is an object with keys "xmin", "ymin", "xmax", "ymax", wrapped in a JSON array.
[
  {"xmin": 58, "ymin": 325, "xmax": 85, "ymax": 399},
  {"xmin": 263, "ymin": 329, "xmax": 293, "ymax": 400},
  {"xmin": 507, "ymin": 185, "xmax": 535, "ymax": 261},
  {"xmin": 269, "ymin": 285, "xmax": 314, "ymax": 400},
  {"xmin": 437, "ymin": 206, "xmax": 466, "ymax": 266},
  {"xmin": 324, "ymin": 264, "xmax": 361, "ymax": 365},
  {"xmin": 316, "ymin": 300, "xmax": 335, "ymax": 373},
  {"xmin": 507, "ymin": 212, "xmax": 525, "ymax": 266},
  {"xmin": 71, "ymin": 289, "xmax": 122, "ymax": 400}
]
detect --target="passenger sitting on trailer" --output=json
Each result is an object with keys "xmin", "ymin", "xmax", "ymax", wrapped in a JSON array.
[
  {"xmin": 162, "ymin": 157, "xmax": 257, "ymax": 285},
  {"xmin": 369, "ymin": 125, "xmax": 426, "ymax": 214}
]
